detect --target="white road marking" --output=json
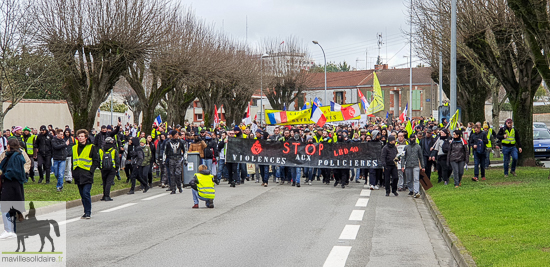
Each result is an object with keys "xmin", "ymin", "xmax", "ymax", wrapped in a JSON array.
[
  {"xmin": 355, "ymin": 198, "xmax": 369, "ymax": 207},
  {"xmin": 348, "ymin": 210, "xmax": 365, "ymax": 221},
  {"xmin": 142, "ymin": 193, "xmax": 170, "ymax": 201},
  {"xmin": 323, "ymin": 246, "xmax": 352, "ymax": 267},
  {"xmin": 339, "ymin": 225, "xmax": 360, "ymax": 240},
  {"xmin": 100, "ymin": 203, "xmax": 137, "ymax": 213},
  {"xmin": 360, "ymin": 189, "xmax": 371, "ymax": 197},
  {"xmin": 58, "ymin": 217, "xmax": 82, "ymax": 225}
]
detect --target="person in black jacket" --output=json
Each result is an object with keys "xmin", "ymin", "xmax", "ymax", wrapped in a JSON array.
[
  {"xmin": 420, "ymin": 128, "xmax": 436, "ymax": 180},
  {"xmin": 63, "ymin": 128, "xmax": 75, "ymax": 184},
  {"xmin": 163, "ymin": 131, "xmax": 186, "ymax": 194},
  {"xmin": 146, "ymin": 135, "xmax": 156, "ymax": 188},
  {"xmin": 51, "ymin": 129, "xmax": 68, "ymax": 191},
  {"xmin": 94, "ymin": 122, "xmax": 121, "ymax": 151},
  {"xmin": 202, "ymin": 132, "xmax": 217, "ymax": 172},
  {"xmin": 127, "ymin": 137, "xmax": 149, "ymax": 194},
  {"xmin": 469, "ymin": 125, "xmax": 488, "ymax": 181},
  {"xmin": 35, "ymin": 125, "xmax": 53, "ymax": 184},
  {"xmin": 72, "ymin": 129, "xmax": 100, "ymax": 219},
  {"xmin": 100, "ymin": 137, "xmax": 119, "ymax": 201},
  {"xmin": 381, "ymin": 135, "xmax": 399, "ymax": 196}
]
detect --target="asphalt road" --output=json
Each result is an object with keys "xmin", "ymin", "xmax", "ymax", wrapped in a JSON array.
[{"xmin": 64, "ymin": 179, "xmax": 456, "ymax": 267}]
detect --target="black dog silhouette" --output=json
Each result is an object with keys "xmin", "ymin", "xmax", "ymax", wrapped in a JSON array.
[{"xmin": 7, "ymin": 202, "xmax": 60, "ymax": 252}]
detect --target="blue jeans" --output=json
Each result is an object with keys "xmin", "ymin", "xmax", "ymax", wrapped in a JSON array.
[
  {"xmin": 217, "ymin": 159, "xmax": 228, "ymax": 181},
  {"xmin": 192, "ymin": 189, "xmax": 211, "ymax": 205},
  {"xmin": 2, "ymin": 211, "xmax": 13, "ymax": 232},
  {"xmin": 352, "ymin": 168, "xmax": 360, "ymax": 181},
  {"xmin": 78, "ymin": 183, "xmax": 92, "ymax": 215},
  {"xmin": 291, "ymin": 167, "xmax": 301, "ymax": 184},
  {"xmin": 473, "ymin": 151, "xmax": 486, "ymax": 178},
  {"xmin": 52, "ymin": 160, "xmax": 66, "ymax": 189},
  {"xmin": 204, "ymin": 159, "xmax": 213, "ymax": 172},
  {"xmin": 259, "ymin": 165, "xmax": 269, "ymax": 183},
  {"xmin": 502, "ymin": 146, "xmax": 518, "ymax": 175}
]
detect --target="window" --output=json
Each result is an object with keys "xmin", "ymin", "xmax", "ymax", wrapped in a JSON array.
[
  {"xmin": 335, "ymin": 92, "xmax": 344, "ymax": 104},
  {"xmin": 252, "ymin": 99, "xmax": 260, "ymax": 107},
  {"xmin": 412, "ymin": 90, "xmax": 421, "ymax": 110},
  {"xmin": 196, "ymin": 114, "xmax": 203, "ymax": 121}
]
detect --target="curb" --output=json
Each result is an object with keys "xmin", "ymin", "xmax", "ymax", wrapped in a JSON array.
[
  {"xmin": 65, "ymin": 180, "xmax": 162, "ymax": 210},
  {"xmin": 420, "ymin": 186, "xmax": 477, "ymax": 267}
]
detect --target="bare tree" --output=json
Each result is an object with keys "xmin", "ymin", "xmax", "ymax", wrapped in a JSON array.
[
  {"xmin": 262, "ymin": 37, "xmax": 312, "ymax": 110},
  {"xmin": 33, "ymin": 0, "xmax": 173, "ymax": 130},
  {"xmin": 0, "ymin": 0, "xmax": 56, "ymax": 129}
]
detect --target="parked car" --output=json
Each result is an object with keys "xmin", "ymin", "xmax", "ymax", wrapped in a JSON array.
[
  {"xmin": 534, "ymin": 128, "xmax": 550, "ymax": 158},
  {"xmin": 534, "ymin": 122, "xmax": 548, "ymax": 130}
]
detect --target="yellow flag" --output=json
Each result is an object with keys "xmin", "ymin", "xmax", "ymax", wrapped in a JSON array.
[
  {"xmin": 405, "ymin": 120, "xmax": 413, "ymax": 138},
  {"xmin": 449, "ymin": 109, "xmax": 459, "ymax": 131},
  {"xmin": 366, "ymin": 72, "xmax": 384, "ymax": 115}
]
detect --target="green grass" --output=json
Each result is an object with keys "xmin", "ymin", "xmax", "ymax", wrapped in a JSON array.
[
  {"xmin": 23, "ymin": 170, "xmax": 160, "ymax": 202},
  {"xmin": 468, "ymin": 152, "xmax": 501, "ymax": 162},
  {"xmin": 427, "ymin": 166, "xmax": 550, "ymax": 266}
]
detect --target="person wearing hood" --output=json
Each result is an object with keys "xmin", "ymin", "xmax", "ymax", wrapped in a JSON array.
[
  {"xmin": 22, "ymin": 127, "xmax": 36, "ymax": 182},
  {"xmin": 431, "ymin": 129, "xmax": 450, "ymax": 184},
  {"xmin": 402, "ymin": 133, "xmax": 425, "ymax": 198},
  {"xmin": 202, "ymin": 132, "xmax": 217, "ymax": 173},
  {"xmin": 51, "ymin": 129, "xmax": 69, "ymax": 192},
  {"xmin": 71, "ymin": 129, "xmax": 100, "ymax": 219},
  {"xmin": 190, "ymin": 164, "xmax": 215, "ymax": 208},
  {"xmin": 99, "ymin": 137, "xmax": 119, "ymax": 201},
  {"xmin": 63, "ymin": 128, "xmax": 75, "ymax": 183},
  {"xmin": 35, "ymin": 125, "xmax": 53, "ymax": 184},
  {"xmin": 127, "ymin": 137, "xmax": 149, "ymax": 194},
  {"xmin": 381, "ymin": 135, "xmax": 399, "ymax": 196}
]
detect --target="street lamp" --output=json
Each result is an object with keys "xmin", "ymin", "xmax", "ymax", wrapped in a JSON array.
[
  {"xmin": 260, "ymin": 53, "xmax": 269, "ymax": 126},
  {"xmin": 312, "ymin": 41, "xmax": 327, "ymax": 106}
]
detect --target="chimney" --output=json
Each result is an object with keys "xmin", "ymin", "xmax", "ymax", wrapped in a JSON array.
[{"xmin": 374, "ymin": 64, "xmax": 389, "ymax": 70}]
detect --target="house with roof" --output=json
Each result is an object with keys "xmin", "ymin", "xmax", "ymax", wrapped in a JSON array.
[{"xmin": 292, "ymin": 65, "xmax": 443, "ymax": 119}]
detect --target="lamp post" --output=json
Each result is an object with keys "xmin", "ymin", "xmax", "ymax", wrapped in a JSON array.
[
  {"xmin": 312, "ymin": 41, "xmax": 327, "ymax": 105},
  {"xmin": 260, "ymin": 54, "xmax": 269, "ymax": 126}
]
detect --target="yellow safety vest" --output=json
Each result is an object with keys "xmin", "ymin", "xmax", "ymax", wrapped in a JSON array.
[
  {"xmin": 99, "ymin": 148, "xmax": 116, "ymax": 169},
  {"xmin": 502, "ymin": 129, "xmax": 516, "ymax": 145},
  {"xmin": 151, "ymin": 129, "xmax": 160, "ymax": 139},
  {"xmin": 24, "ymin": 135, "xmax": 35, "ymax": 155},
  {"xmin": 313, "ymin": 135, "xmax": 323, "ymax": 143},
  {"xmin": 196, "ymin": 173, "xmax": 215, "ymax": 199},
  {"xmin": 486, "ymin": 129, "xmax": 493, "ymax": 148},
  {"xmin": 73, "ymin": 144, "xmax": 94, "ymax": 170}
]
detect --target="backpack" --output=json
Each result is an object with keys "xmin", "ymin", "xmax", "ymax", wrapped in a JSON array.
[
  {"xmin": 101, "ymin": 148, "xmax": 115, "ymax": 171},
  {"xmin": 476, "ymin": 139, "xmax": 486, "ymax": 154}
]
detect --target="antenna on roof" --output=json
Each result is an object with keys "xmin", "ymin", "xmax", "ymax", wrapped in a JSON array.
[{"xmin": 377, "ymin": 33, "xmax": 383, "ymax": 63}]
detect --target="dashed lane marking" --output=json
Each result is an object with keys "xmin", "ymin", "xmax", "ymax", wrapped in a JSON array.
[
  {"xmin": 348, "ymin": 210, "xmax": 365, "ymax": 221},
  {"xmin": 360, "ymin": 189, "xmax": 371, "ymax": 197},
  {"xmin": 355, "ymin": 198, "xmax": 369, "ymax": 207},
  {"xmin": 323, "ymin": 246, "xmax": 352, "ymax": 267},
  {"xmin": 142, "ymin": 193, "xmax": 170, "ymax": 201},
  {"xmin": 100, "ymin": 203, "xmax": 137, "ymax": 213},
  {"xmin": 339, "ymin": 225, "xmax": 360, "ymax": 240}
]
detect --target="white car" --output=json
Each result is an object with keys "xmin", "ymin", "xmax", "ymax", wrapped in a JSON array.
[{"xmin": 534, "ymin": 122, "xmax": 548, "ymax": 130}]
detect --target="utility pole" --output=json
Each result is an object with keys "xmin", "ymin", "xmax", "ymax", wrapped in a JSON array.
[
  {"xmin": 450, "ymin": 0, "xmax": 457, "ymax": 116},
  {"xmin": 409, "ymin": 0, "xmax": 413, "ymax": 118}
]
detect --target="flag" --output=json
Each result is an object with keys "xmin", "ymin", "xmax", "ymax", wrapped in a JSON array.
[
  {"xmin": 449, "ymin": 109, "xmax": 459, "ymax": 131},
  {"xmin": 310, "ymin": 101, "xmax": 327, "ymax": 127},
  {"xmin": 268, "ymin": 112, "xmax": 288, "ymax": 124},
  {"xmin": 283, "ymin": 103, "xmax": 287, "ymax": 111},
  {"xmin": 280, "ymin": 41, "xmax": 285, "ymax": 45},
  {"xmin": 301, "ymin": 102, "xmax": 310, "ymax": 110},
  {"xmin": 399, "ymin": 103, "xmax": 408, "ymax": 122},
  {"xmin": 341, "ymin": 104, "xmax": 361, "ymax": 121},
  {"xmin": 153, "ymin": 115, "xmax": 162, "ymax": 127},
  {"xmin": 366, "ymin": 72, "xmax": 384, "ymax": 114},
  {"xmin": 330, "ymin": 101, "xmax": 342, "ymax": 112},
  {"xmin": 405, "ymin": 119, "xmax": 413, "ymax": 138},
  {"xmin": 214, "ymin": 105, "xmax": 220, "ymax": 127},
  {"xmin": 242, "ymin": 102, "xmax": 251, "ymax": 125},
  {"xmin": 386, "ymin": 111, "xmax": 389, "ymax": 119},
  {"xmin": 254, "ymin": 114, "xmax": 257, "ymax": 121},
  {"xmin": 358, "ymin": 89, "xmax": 370, "ymax": 114},
  {"xmin": 313, "ymin": 97, "xmax": 323, "ymax": 107}
]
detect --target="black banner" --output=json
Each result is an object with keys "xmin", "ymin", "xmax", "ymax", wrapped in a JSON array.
[{"xmin": 226, "ymin": 138, "xmax": 382, "ymax": 169}]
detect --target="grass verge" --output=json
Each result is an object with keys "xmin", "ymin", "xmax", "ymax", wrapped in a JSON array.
[{"xmin": 427, "ymin": 166, "xmax": 550, "ymax": 266}]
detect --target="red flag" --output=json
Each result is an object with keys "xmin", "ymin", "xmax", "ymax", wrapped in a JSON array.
[
  {"xmin": 214, "ymin": 105, "xmax": 220, "ymax": 125},
  {"xmin": 341, "ymin": 104, "xmax": 361, "ymax": 121}
]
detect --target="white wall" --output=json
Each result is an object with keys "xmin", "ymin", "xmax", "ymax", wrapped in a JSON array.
[{"xmin": 2, "ymin": 100, "xmax": 73, "ymax": 130}]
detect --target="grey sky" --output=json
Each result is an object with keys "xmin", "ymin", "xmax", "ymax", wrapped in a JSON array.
[{"xmin": 186, "ymin": 0, "xmax": 418, "ymax": 70}]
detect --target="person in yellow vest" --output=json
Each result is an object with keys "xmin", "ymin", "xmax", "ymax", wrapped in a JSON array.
[
  {"xmin": 483, "ymin": 122, "xmax": 498, "ymax": 169},
  {"xmin": 22, "ymin": 127, "xmax": 36, "ymax": 182},
  {"xmin": 190, "ymin": 164, "xmax": 215, "ymax": 208},
  {"xmin": 99, "ymin": 137, "xmax": 119, "ymax": 201},
  {"xmin": 72, "ymin": 129, "xmax": 100, "ymax": 219},
  {"xmin": 497, "ymin": 119, "xmax": 522, "ymax": 177}
]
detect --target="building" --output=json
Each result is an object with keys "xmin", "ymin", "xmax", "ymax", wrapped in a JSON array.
[{"xmin": 294, "ymin": 65, "xmax": 442, "ymax": 118}]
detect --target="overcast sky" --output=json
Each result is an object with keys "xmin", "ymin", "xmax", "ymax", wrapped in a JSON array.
[{"xmin": 186, "ymin": 0, "xmax": 418, "ymax": 70}]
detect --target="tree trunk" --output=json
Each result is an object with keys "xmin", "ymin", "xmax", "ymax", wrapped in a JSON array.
[
  {"xmin": 512, "ymin": 91, "xmax": 535, "ymax": 166},
  {"xmin": 462, "ymin": 95, "xmax": 486, "ymax": 125},
  {"xmin": 491, "ymin": 88, "xmax": 502, "ymax": 130},
  {"xmin": 133, "ymin": 106, "xmax": 142, "ymax": 125}
]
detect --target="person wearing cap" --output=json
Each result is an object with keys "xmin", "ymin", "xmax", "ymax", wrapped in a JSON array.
[
  {"xmin": 99, "ymin": 137, "xmax": 119, "ymax": 201},
  {"xmin": 72, "ymin": 129, "xmax": 100, "ymax": 219},
  {"xmin": 497, "ymin": 119, "xmax": 522, "ymax": 177},
  {"xmin": 51, "ymin": 129, "xmax": 69, "ymax": 191},
  {"xmin": 381, "ymin": 135, "xmax": 399, "ymax": 196},
  {"xmin": 163, "ymin": 130, "xmax": 186, "ymax": 194},
  {"xmin": 9, "ymin": 126, "xmax": 24, "ymax": 148},
  {"xmin": 22, "ymin": 127, "xmax": 36, "ymax": 182},
  {"xmin": 35, "ymin": 125, "xmax": 53, "ymax": 184}
]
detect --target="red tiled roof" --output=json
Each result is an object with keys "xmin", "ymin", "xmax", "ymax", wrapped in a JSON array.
[
  {"xmin": 306, "ymin": 67, "xmax": 433, "ymax": 89},
  {"xmin": 307, "ymin": 70, "xmax": 374, "ymax": 89}
]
